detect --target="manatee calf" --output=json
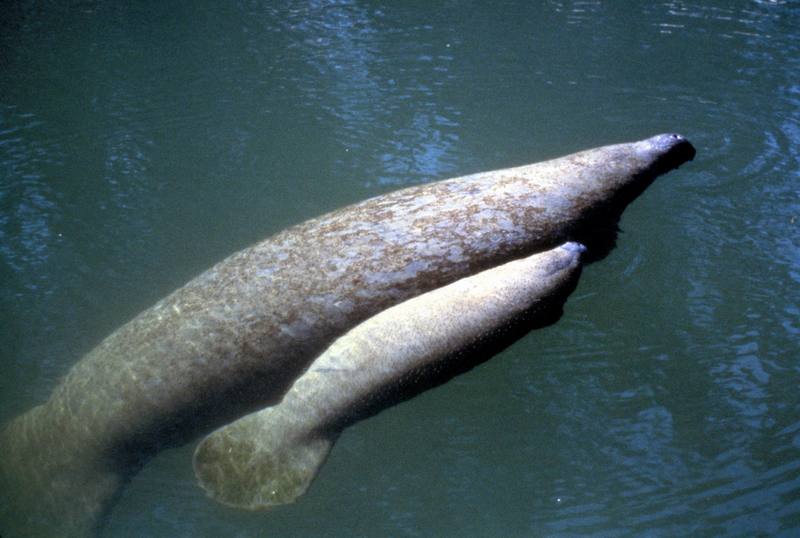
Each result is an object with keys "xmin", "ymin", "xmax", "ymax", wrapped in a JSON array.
[
  {"xmin": 0, "ymin": 134, "xmax": 694, "ymax": 536},
  {"xmin": 193, "ymin": 242, "xmax": 585, "ymax": 509}
]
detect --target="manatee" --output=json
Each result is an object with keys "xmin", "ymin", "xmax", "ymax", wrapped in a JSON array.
[
  {"xmin": 193, "ymin": 241, "xmax": 586, "ymax": 509},
  {"xmin": 0, "ymin": 134, "xmax": 694, "ymax": 537}
]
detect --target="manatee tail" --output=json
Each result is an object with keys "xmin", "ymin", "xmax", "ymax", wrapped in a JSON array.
[
  {"xmin": 0, "ymin": 406, "xmax": 125, "ymax": 538},
  {"xmin": 192, "ymin": 407, "xmax": 335, "ymax": 510}
]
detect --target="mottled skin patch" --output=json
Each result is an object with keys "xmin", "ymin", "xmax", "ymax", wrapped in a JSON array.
[{"xmin": 0, "ymin": 134, "xmax": 694, "ymax": 537}]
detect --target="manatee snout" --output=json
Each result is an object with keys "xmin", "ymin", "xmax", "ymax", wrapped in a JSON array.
[
  {"xmin": 561, "ymin": 241, "xmax": 587, "ymax": 254},
  {"xmin": 644, "ymin": 133, "xmax": 696, "ymax": 167},
  {"xmin": 543, "ymin": 241, "xmax": 587, "ymax": 276}
]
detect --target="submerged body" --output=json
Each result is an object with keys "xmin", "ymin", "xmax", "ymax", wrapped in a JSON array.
[
  {"xmin": 193, "ymin": 242, "xmax": 585, "ymax": 509},
  {"xmin": 0, "ymin": 134, "xmax": 694, "ymax": 536}
]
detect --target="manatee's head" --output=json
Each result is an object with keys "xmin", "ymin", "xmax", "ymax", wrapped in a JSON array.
[
  {"xmin": 595, "ymin": 133, "xmax": 695, "ymax": 199},
  {"xmin": 633, "ymin": 133, "xmax": 696, "ymax": 178},
  {"xmin": 568, "ymin": 133, "xmax": 695, "ymax": 261}
]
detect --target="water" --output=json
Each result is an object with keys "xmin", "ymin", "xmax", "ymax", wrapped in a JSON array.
[{"xmin": 1, "ymin": 1, "xmax": 798, "ymax": 536}]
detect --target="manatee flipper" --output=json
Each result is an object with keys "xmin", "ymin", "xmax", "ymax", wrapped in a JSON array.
[
  {"xmin": 193, "ymin": 242, "xmax": 585, "ymax": 509},
  {"xmin": 193, "ymin": 407, "xmax": 334, "ymax": 509}
]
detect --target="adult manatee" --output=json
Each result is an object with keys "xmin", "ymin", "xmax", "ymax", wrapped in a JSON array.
[{"xmin": 0, "ymin": 134, "xmax": 694, "ymax": 536}]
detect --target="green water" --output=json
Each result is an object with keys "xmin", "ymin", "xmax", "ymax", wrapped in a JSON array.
[{"xmin": 1, "ymin": 1, "xmax": 798, "ymax": 536}]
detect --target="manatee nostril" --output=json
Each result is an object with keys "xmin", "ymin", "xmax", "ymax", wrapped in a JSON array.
[
  {"xmin": 666, "ymin": 133, "xmax": 696, "ymax": 162},
  {"xmin": 562, "ymin": 241, "xmax": 587, "ymax": 254}
]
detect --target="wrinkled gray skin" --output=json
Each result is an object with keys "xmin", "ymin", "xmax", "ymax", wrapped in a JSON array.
[
  {"xmin": 0, "ymin": 134, "xmax": 694, "ymax": 537},
  {"xmin": 193, "ymin": 242, "xmax": 586, "ymax": 510}
]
